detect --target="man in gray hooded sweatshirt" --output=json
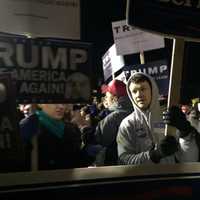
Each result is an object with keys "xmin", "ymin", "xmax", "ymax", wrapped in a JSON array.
[{"xmin": 117, "ymin": 72, "xmax": 199, "ymax": 165}]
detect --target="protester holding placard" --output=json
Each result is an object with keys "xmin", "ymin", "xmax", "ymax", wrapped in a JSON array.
[{"xmin": 117, "ymin": 72, "xmax": 200, "ymax": 165}]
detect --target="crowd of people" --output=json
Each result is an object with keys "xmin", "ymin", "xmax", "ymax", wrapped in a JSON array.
[{"xmin": 17, "ymin": 72, "xmax": 200, "ymax": 171}]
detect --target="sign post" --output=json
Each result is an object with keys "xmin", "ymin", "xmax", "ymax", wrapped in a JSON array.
[
  {"xmin": 165, "ymin": 38, "xmax": 185, "ymax": 136},
  {"xmin": 140, "ymin": 51, "xmax": 145, "ymax": 65}
]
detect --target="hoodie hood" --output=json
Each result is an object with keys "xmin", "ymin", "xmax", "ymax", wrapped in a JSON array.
[{"xmin": 126, "ymin": 72, "xmax": 162, "ymax": 131}]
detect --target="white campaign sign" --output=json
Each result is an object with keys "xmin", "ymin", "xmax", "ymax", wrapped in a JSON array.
[
  {"xmin": 112, "ymin": 20, "xmax": 165, "ymax": 55},
  {"xmin": 0, "ymin": 0, "xmax": 80, "ymax": 39},
  {"xmin": 102, "ymin": 44, "xmax": 124, "ymax": 81}
]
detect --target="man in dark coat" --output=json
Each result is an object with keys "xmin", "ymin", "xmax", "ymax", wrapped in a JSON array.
[{"xmin": 94, "ymin": 79, "xmax": 133, "ymax": 166}]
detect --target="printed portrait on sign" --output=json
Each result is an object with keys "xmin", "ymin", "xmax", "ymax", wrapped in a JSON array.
[{"xmin": 65, "ymin": 72, "xmax": 91, "ymax": 102}]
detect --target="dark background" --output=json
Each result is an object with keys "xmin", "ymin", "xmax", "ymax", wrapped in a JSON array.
[{"xmin": 81, "ymin": 0, "xmax": 200, "ymax": 104}]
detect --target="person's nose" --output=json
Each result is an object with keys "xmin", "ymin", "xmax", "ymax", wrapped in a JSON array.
[{"xmin": 136, "ymin": 90, "xmax": 142, "ymax": 98}]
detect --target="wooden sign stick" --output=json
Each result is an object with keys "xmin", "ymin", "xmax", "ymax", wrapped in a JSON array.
[
  {"xmin": 165, "ymin": 37, "xmax": 185, "ymax": 136},
  {"xmin": 140, "ymin": 51, "xmax": 145, "ymax": 64}
]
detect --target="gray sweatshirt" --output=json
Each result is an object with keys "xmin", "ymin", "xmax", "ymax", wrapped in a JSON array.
[{"xmin": 117, "ymin": 72, "xmax": 199, "ymax": 165}]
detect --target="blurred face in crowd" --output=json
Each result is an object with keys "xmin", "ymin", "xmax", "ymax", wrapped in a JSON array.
[
  {"xmin": 104, "ymin": 92, "xmax": 117, "ymax": 108},
  {"xmin": 198, "ymin": 103, "xmax": 200, "ymax": 112},
  {"xmin": 0, "ymin": 83, "xmax": 7, "ymax": 103},
  {"xmin": 92, "ymin": 97, "xmax": 98, "ymax": 105},
  {"xmin": 102, "ymin": 96, "xmax": 108, "ymax": 109},
  {"xmin": 39, "ymin": 104, "xmax": 67, "ymax": 120},
  {"xmin": 181, "ymin": 105, "xmax": 190, "ymax": 114},
  {"xmin": 80, "ymin": 106, "xmax": 89, "ymax": 117},
  {"xmin": 80, "ymin": 108, "xmax": 85, "ymax": 117},
  {"xmin": 19, "ymin": 104, "xmax": 32, "ymax": 117},
  {"xmin": 129, "ymin": 80, "xmax": 152, "ymax": 110}
]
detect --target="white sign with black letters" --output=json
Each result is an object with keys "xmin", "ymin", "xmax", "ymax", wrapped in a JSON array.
[
  {"xmin": 102, "ymin": 44, "xmax": 125, "ymax": 81},
  {"xmin": 0, "ymin": 0, "xmax": 80, "ymax": 39},
  {"xmin": 112, "ymin": 20, "xmax": 165, "ymax": 55}
]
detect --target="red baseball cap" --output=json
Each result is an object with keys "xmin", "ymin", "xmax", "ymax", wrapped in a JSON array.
[{"xmin": 101, "ymin": 79, "xmax": 127, "ymax": 97}]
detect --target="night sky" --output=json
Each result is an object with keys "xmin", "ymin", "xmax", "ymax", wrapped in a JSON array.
[{"xmin": 81, "ymin": 0, "xmax": 200, "ymax": 103}]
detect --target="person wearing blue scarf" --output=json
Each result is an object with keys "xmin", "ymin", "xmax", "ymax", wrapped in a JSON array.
[
  {"xmin": 35, "ymin": 110, "xmax": 65, "ymax": 139},
  {"xmin": 20, "ymin": 104, "xmax": 83, "ymax": 170}
]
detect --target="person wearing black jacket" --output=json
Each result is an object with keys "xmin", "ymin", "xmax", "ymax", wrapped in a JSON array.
[
  {"xmin": 20, "ymin": 104, "xmax": 83, "ymax": 171},
  {"xmin": 94, "ymin": 79, "xmax": 133, "ymax": 166}
]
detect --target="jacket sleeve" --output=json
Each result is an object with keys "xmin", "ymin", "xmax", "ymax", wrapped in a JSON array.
[
  {"xmin": 19, "ymin": 114, "xmax": 39, "ymax": 143},
  {"xmin": 117, "ymin": 120, "xmax": 153, "ymax": 165},
  {"xmin": 95, "ymin": 112, "xmax": 123, "ymax": 146}
]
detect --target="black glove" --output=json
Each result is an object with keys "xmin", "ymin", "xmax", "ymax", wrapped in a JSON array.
[
  {"xmin": 149, "ymin": 135, "xmax": 179, "ymax": 163},
  {"xmin": 163, "ymin": 106, "xmax": 194, "ymax": 138}
]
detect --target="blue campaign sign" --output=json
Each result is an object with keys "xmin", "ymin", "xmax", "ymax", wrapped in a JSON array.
[
  {"xmin": 0, "ymin": 36, "xmax": 93, "ymax": 103},
  {"xmin": 123, "ymin": 60, "xmax": 169, "ymax": 96},
  {"xmin": 127, "ymin": 0, "xmax": 200, "ymax": 41}
]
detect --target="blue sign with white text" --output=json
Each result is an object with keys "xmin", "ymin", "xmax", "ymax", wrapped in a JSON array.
[
  {"xmin": 0, "ymin": 36, "xmax": 93, "ymax": 103},
  {"xmin": 123, "ymin": 60, "xmax": 169, "ymax": 96}
]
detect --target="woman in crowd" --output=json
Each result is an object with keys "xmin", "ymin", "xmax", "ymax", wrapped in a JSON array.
[{"xmin": 20, "ymin": 104, "xmax": 84, "ymax": 171}]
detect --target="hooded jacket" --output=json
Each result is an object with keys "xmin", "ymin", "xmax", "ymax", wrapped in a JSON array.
[{"xmin": 117, "ymin": 72, "xmax": 199, "ymax": 165}]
